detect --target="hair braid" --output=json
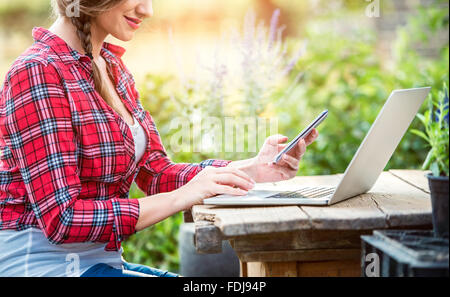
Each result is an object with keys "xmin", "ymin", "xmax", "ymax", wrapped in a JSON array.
[
  {"xmin": 53, "ymin": 0, "xmax": 123, "ymax": 115},
  {"xmin": 70, "ymin": 14, "xmax": 93, "ymax": 58},
  {"xmin": 70, "ymin": 14, "xmax": 120, "ymax": 112}
]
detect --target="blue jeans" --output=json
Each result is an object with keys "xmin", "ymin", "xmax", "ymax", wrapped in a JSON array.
[{"xmin": 80, "ymin": 261, "xmax": 179, "ymax": 277}]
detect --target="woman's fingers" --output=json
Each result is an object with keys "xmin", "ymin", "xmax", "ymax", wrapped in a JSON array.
[
  {"xmin": 304, "ymin": 128, "xmax": 319, "ymax": 146},
  {"xmin": 212, "ymin": 173, "xmax": 255, "ymax": 191},
  {"xmin": 277, "ymin": 143, "xmax": 288, "ymax": 153},
  {"xmin": 265, "ymin": 134, "xmax": 289, "ymax": 146},
  {"xmin": 268, "ymin": 162, "xmax": 296, "ymax": 180},
  {"xmin": 273, "ymin": 130, "xmax": 318, "ymax": 157},
  {"xmin": 287, "ymin": 138, "xmax": 307, "ymax": 159},
  {"xmin": 213, "ymin": 184, "xmax": 248, "ymax": 196},
  {"xmin": 216, "ymin": 167, "xmax": 255, "ymax": 184},
  {"xmin": 280, "ymin": 153, "xmax": 300, "ymax": 171}
]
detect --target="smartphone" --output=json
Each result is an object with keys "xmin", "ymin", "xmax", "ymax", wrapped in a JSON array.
[{"xmin": 272, "ymin": 109, "xmax": 328, "ymax": 164}]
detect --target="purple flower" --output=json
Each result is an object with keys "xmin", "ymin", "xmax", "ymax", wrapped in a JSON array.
[{"xmin": 268, "ymin": 9, "xmax": 281, "ymax": 50}]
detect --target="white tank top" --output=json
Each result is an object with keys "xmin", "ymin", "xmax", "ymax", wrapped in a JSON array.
[{"xmin": 127, "ymin": 115, "xmax": 148, "ymax": 163}]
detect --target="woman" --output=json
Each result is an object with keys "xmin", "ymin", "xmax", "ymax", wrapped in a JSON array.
[{"xmin": 0, "ymin": 0, "xmax": 318, "ymax": 277}]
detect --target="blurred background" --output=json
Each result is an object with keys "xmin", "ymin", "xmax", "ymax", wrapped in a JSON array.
[{"xmin": 0, "ymin": 0, "xmax": 448, "ymax": 274}]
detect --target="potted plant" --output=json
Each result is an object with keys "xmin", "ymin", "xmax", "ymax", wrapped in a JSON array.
[{"xmin": 411, "ymin": 82, "xmax": 449, "ymax": 238}]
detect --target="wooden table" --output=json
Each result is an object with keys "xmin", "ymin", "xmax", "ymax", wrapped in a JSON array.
[{"xmin": 187, "ymin": 170, "xmax": 432, "ymax": 277}]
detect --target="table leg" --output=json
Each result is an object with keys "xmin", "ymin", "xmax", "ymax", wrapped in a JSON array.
[
  {"xmin": 240, "ymin": 259, "xmax": 360, "ymax": 277},
  {"xmin": 296, "ymin": 260, "xmax": 360, "ymax": 277},
  {"xmin": 247, "ymin": 261, "xmax": 298, "ymax": 277},
  {"xmin": 239, "ymin": 260, "xmax": 248, "ymax": 277}
]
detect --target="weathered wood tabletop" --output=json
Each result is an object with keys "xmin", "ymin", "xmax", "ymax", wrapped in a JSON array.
[{"xmin": 188, "ymin": 170, "xmax": 432, "ymax": 277}]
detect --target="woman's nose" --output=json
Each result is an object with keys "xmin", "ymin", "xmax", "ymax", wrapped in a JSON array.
[{"xmin": 137, "ymin": 0, "xmax": 153, "ymax": 19}]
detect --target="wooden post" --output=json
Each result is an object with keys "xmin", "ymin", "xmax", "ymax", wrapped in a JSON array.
[
  {"xmin": 183, "ymin": 209, "xmax": 194, "ymax": 223},
  {"xmin": 239, "ymin": 260, "xmax": 248, "ymax": 277},
  {"xmin": 194, "ymin": 220, "xmax": 222, "ymax": 254}
]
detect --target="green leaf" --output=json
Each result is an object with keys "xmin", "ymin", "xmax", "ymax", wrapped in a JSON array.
[
  {"xmin": 422, "ymin": 149, "xmax": 435, "ymax": 170},
  {"xmin": 430, "ymin": 161, "xmax": 440, "ymax": 177},
  {"xmin": 410, "ymin": 129, "xmax": 430, "ymax": 142},
  {"xmin": 416, "ymin": 113, "xmax": 427, "ymax": 125}
]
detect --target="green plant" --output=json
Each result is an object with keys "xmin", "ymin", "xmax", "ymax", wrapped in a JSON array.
[
  {"xmin": 0, "ymin": 0, "xmax": 51, "ymax": 30},
  {"xmin": 123, "ymin": 211, "xmax": 184, "ymax": 273},
  {"xmin": 122, "ymin": 182, "xmax": 183, "ymax": 273},
  {"xmin": 411, "ymin": 83, "xmax": 449, "ymax": 177}
]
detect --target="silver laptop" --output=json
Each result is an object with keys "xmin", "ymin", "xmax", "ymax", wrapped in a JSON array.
[{"xmin": 203, "ymin": 87, "xmax": 431, "ymax": 206}]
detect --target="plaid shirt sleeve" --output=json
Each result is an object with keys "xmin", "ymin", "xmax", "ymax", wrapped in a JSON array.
[
  {"xmin": 134, "ymin": 116, "xmax": 231, "ymax": 196},
  {"xmin": 0, "ymin": 61, "xmax": 139, "ymax": 249}
]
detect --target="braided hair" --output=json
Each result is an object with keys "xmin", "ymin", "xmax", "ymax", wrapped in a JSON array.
[
  {"xmin": 52, "ymin": 0, "xmax": 123, "ymax": 113},
  {"xmin": 70, "ymin": 14, "xmax": 94, "ymax": 59}
]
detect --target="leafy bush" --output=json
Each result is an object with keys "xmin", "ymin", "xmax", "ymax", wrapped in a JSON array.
[
  {"xmin": 0, "ymin": 0, "xmax": 52, "ymax": 30},
  {"xmin": 284, "ymin": 2, "xmax": 449, "ymax": 176},
  {"xmin": 123, "ymin": 211, "xmax": 183, "ymax": 273},
  {"xmin": 280, "ymin": 27, "xmax": 396, "ymax": 175},
  {"xmin": 411, "ymin": 83, "xmax": 449, "ymax": 177},
  {"xmin": 122, "ymin": 170, "xmax": 183, "ymax": 273}
]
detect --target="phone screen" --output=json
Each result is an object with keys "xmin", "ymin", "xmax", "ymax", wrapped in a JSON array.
[{"xmin": 272, "ymin": 110, "xmax": 328, "ymax": 164}]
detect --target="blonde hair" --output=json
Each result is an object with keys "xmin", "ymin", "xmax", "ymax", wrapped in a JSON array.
[{"xmin": 52, "ymin": 0, "xmax": 123, "ymax": 113}]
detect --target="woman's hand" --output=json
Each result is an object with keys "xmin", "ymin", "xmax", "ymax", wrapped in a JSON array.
[
  {"xmin": 229, "ymin": 129, "xmax": 319, "ymax": 183},
  {"xmin": 252, "ymin": 129, "xmax": 318, "ymax": 182},
  {"xmin": 174, "ymin": 167, "xmax": 256, "ymax": 209}
]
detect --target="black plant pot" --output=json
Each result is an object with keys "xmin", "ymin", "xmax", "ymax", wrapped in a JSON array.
[{"xmin": 427, "ymin": 174, "xmax": 449, "ymax": 238}]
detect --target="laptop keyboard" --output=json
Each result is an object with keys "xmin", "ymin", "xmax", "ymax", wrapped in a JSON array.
[{"xmin": 268, "ymin": 186, "xmax": 336, "ymax": 199}]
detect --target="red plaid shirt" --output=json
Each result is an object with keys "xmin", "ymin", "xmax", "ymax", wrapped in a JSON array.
[{"xmin": 0, "ymin": 27, "xmax": 230, "ymax": 251}]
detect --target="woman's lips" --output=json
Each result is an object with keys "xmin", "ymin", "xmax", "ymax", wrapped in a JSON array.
[{"xmin": 124, "ymin": 16, "xmax": 141, "ymax": 30}]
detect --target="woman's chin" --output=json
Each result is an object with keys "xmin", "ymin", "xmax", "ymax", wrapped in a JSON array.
[{"xmin": 113, "ymin": 31, "xmax": 135, "ymax": 42}]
